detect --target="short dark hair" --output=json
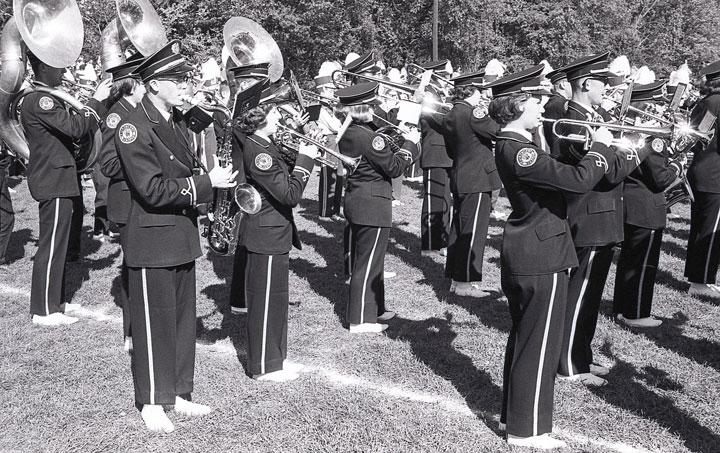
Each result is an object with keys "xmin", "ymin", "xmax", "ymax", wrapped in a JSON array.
[
  {"xmin": 700, "ymin": 78, "xmax": 720, "ymax": 96},
  {"xmin": 450, "ymin": 84, "xmax": 477, "ymax": 102},
  {"xmin": 106, "ymin": 78, "xmax": 140, "ymax": 108},
  {"xmin": 236, "ymin": 104, "xmax": 274, "ymax": 135},
  {"xmin": 488, "ymin": 93, "xmax": 529, "ymax": 126}
]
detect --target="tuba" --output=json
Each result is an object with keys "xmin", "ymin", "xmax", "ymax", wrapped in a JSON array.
[
  {"xmin": 101, "ymin": 0, "xmax": 168, "ymax": 73},
  {"xmin": 0, "ymin": 0, "xmax": 85, "ymax": 160}
]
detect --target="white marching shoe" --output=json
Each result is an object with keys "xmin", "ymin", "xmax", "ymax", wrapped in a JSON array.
[
  {"xmin": 617, "ymin": 314, "xmax": 662, "ymax": 328},
  {"xmin": 589, "ymin": 363, "xmax": 610, "ymax": 376},
  {"xmin": 60, "ymin": 302, "xmax": 82, "ymax": 313},
  {"xmin": 507, "ymin": 433, "xmax": 567, "ymax": 450},
  {"xmin": 450, "ymin": 280, "xmax": 490, "ymax": 297},
  {"xmin": 141, "ymin": 404, "xmax": 174, "ymax": 433},
  {"xmin": 173, "ymin": 396, "xmax": 212, "ymax": 417},
  {"xmin": 688, "ymin": 283, "xmax": 720, "ymax": 299},
  {"xmin": 254, "ymin": 368, "xmax": 300, "ymax": 382},
  {"xmin": 349, "ymin": 323, "xmax": 388, "ymax": 334},
  {"xmin": 32, "ymin": 312, "xmax": 78, "ymax": 326}
]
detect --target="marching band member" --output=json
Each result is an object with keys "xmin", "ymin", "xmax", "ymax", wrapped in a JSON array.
[
  {"xmin": 426, "ymin": 67, "xmax": 501, "ymax": 297},
  {"xmin": 230, "ymin": 81, "xmax": 320, "ymax": 382},
  {"xmin": 98, "ymin": 52, "xmax": 147, "ymax": 350},
  {"xmin": 685, "ymin": 60, "xmax": 720, "ymax": 298},
  {"xmin": 336, "ymin": 82, "xmax": 421, "ymax": 332},
  {"xmin": 21, "ymin": 52, "xmax": 111, "ymax": 326},
  {"xmin": 419, "ymin": 61, "xmax": 453, "ymax": 256},
  {"xmin": 314, "ymin": 61, "xmax": 345, "ymax": 220},
  {"xmin": 488, "ymin": 64, "xmax": 616, "ymax": 450},
  {"xmin": 552, "ymin": 53, "xmax": 651, "ymax": 386},
  {"xmin": 541, "ymin": 70, "xmax": 570, "ymax": 148},
  {"xmin": 114, "ymin": 40, "xmax": 237, "ymax": 432},
  {"xmin": 613, "ymin": 82, "xmax": 682, "ymax": 327},
  {"xmin": 0, "ymin": 141, "xmax": 14, "ymax": 267}
]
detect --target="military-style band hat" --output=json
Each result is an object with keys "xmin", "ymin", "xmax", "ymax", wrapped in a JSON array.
[
  {"xmin": 335, "ymin": 82, "xmax": 381, "ymax": 105},
  {"xmin": 630, "ymin": 81, "xmax": 667, "ymax": 102},
  {"xmin": 699, "ymin": 60, "xmax": 720, "ymax": 82},
  {"xmin": 345, "ymin": 51, "xmax": 379, "ymax": 74},
  {"xmin": 420, "ymin": 59, "xmax": 449, "ymax": 71},
  {"xmin": 228, "ymin": 62, "xmax": 270, "ymax": 80},
  {"xmin": 560, "ymin": 52, "xmax": 610, "ymax": 82},
  {"xmin": 106, "ymin": 52, "xmax": 146, "ymax": 82},
  {"xmin": 545, "ymin": 69, "xmax": 567, "ymax": 85},
  {"xmin": 485, "ymin": 64, "xmax": 550, "ymax": 98},
  {"xmin": 133, "ymin": 39, "xmax": 193, "ymax": 82},
  {"xmin": 450, "ymin": 69, "xmax": 485, "ymax": 87}
]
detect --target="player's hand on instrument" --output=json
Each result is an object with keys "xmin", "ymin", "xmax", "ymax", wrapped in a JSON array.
[
  {"xmin": 591, "ymin": 126, "xmax": 613, "ymax": 147},
  {"xmin": 209, "ymin": 157, "xmax": 238, "ymax": 188},
  {"xmin": 293, "ymin": 111, "xmax": 310, "ymax": 128},
  {"xmin": 92, "ymin": 78, "xmax": 113, "ymax": 102},
  {"xmin": 402, "ymin": 127, "xmax": 421, "ymax": 145},
  {"xmin": 306, "ymin": 127, "xmax": 326, "ymax": 143},
  {"xmin": 298, "ymin": 143, "xmax": 320, "ymax": 160}
]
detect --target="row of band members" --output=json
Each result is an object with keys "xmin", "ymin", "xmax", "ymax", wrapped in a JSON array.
[{"xmin": 17, "ymin": 42, "xmax": 720, "ymax": 446}]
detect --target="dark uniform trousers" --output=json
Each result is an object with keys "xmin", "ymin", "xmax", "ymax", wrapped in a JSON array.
[
  {"xmin": 347, "ymin": 225, "xmax": 390, "ymax": 324},
  {"xmin": 234, "ymin": 249, "xmax": 290, "ymax": 375},
  {"xmin": 558, "ymin": 245, "xmax": 614, "ymax": 376},
  {"xmin": 30, "ymin": 198, "xmax": 74, "ymax": 316},
  {"xmin": 128, "ymin": 262, "xmax": 196, "ymax": 405},
  {"xmin": 343, "ymin": 223, "xmax": 355, "ymax": 277},
  {"xmin": 685, "ymin": 192, "xmax": 720, "ymax": 284},
  {"xmin": 0, "ymin": 164, "xmax": 14, "ymax": 261},
  {"xmin": 614, "ymin": 225, "xmax": 664, "ymax": 319},
  {"xmin": 68, "ymin": 179, "xmax": 84, "ymax": 259},
  {"xmin": 92, "ymin": 165, "xmax": 111, "ymax": 233},
  {"xmin": 318, "ymin": 164, "xmax": 344, "ymax": 218},
  {"xmin": 421, "ymin": 167, "xmax": 452, "ymax": 251},
  {"xmin": 501, "ymin": 270, "xmax": 569, "ymax": 438},
  {"xmin": 445, "ymin": 191, "xmax": 492, "ymax": 282},
  {"xmin": 118, "ymin": 224, "xmax": 130, "ymax": 339}
]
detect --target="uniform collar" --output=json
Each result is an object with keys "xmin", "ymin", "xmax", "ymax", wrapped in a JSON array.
[
  {"xmin": 117, "ymin": 97, "xmax": 133, "ymax": 113},
  {"xmin": 249, "ymin": 134, "xmax": 270, "ymax": 148},
  {"xmin": 140, "ymin": 95, "xmax": 161, "ymax": 124},
  {"xmin": 567, "ymin": 99, "xmax": 595, "ymax": 117},
  {"xmin": 496, "ymin": 129, "xmax": 533, "ymax": 143}
]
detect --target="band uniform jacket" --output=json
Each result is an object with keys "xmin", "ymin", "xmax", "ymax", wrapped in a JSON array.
[
  {"xmin": 114, "ymin": 96, "xmax": 213, "ymax": 268},
  {"xmin": 494, "ymin": 130, "xmax": 616, "ymax": 275},
  {"xmin": 419, "ymin": 115, "xmax": 452, "ymax": 169},
  {"xmin": 339, "ymin": 123, "xmax": 420, "ymax": 228},
  {"xmin": 426, "ymin": 100, "xmax": 502, "ymax": 194},
  {"xmin": 100, "ymin": 97, "xmax": 135, "ymax": 224},
  {"xmin": 623, "ymin": 139, "xmax": 680, "ymax": 229},
  {"xmin": 19, "ymin": 87, "xmax": 107, "ymax": 201},
  {"xmin": 552, "ymin": 100, "xmax": 651, "ymax": 246},
  {"xmin": 687, "ymin": 94, "xmax": 720, "ymax": 193},
  {"xmin": 237, "ymin": 133, "xmax": 315, "ymax": 255},
  {"xmin": 542, "ymin": 93, "xmax": 568, "ymax": 149}
]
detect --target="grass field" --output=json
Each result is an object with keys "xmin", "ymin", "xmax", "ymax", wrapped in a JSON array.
[{"xmin": 0, "ymin": 171, "xmax": 718, "ymax": 453}]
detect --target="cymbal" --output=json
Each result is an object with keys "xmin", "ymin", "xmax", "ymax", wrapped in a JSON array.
[{"xmin": 223, "ymin": 17, "xmax": 284, "ymax": 83}]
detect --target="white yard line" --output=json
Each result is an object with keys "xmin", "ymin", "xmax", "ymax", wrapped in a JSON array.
[{"xmin": 0, "ymin": 284, "xmax": 30, "ymax": 297}]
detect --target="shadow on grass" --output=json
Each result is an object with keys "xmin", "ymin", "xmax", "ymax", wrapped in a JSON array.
[
  {"xmin": 64, "ymin": 246, "xmax": 121, "ymax": 303},
  {"xmin": 385, "ymin": 312, "xmax": 504, "ymax": 433},
  {"xmin": 593, "ymin": 341, "xmax": 720, "ymax": 453},
  {"xmin": 4, "ymin": 227, "xmax": 34, "ymax": 263},
  {"xmin": 664, "ymin": 223, "xmax": 690, "ymax": 242}
]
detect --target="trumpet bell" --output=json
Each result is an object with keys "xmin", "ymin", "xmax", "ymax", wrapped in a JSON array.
[
  {"xmin": 223, "ymin": 17, "xmax": 284, "ymax": 83},
  {"xmin": 116, "ymin": 0, "xmax": 168, "ymax": 55},
  {"xmin": 14, "ymin": 0, "xmax": 83, "ymax": 68},
  {"xmin": 234, "ymin": 183, "xmax": 262, "ymax": 215}
]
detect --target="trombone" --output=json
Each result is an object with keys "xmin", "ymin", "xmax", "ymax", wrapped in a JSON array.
[
  {"xmin": 275, "ymin": 124, "xmax": 361, "ymax": 173},
  {"xmin": 332, "ymin": 69, "xmax": 423, "ymax": 96},
  {"xmin": 542, "ymin": 118, "xmax": 669, "ymax": 151},
  {"xmin": 406, "ymin": 63, "xmax": 452, "ymax": 85}
]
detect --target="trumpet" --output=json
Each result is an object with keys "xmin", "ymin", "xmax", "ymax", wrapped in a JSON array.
[
  {"xmin": 542, "ymin": 118, "xmax": 665, "ymax": 151},
  {"xmin": 275, "ymin": 124, "xmax": 361, "ymax": 173}
]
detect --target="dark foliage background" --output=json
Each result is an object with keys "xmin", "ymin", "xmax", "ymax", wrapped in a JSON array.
[{"xmin": 3, "ymin": 0, "xmax": 720, "ymax": 79}]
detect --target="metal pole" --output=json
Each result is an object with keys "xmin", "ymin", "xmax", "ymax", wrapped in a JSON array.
[{"xmin": 432, "ymin": 0, "xmax": 439, "ymax": 60}]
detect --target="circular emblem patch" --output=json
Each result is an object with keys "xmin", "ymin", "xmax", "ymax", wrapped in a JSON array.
[
  {"xmin": 651, "ymin": 138, "xmax": 664, "ymax": 153},
  {"xmin": 473, "ymin": 106, "xmax": 487, "ymax": 119},
  {"xmin": 118, "ymin": 123, "xmax": 137, "ymax": 144},
  {"xmin": 106, "ymin": 113, "xmax": 121, "ymax": 129},
  {"xmin": 39, "ymin": 96, "xmax": 54, "ymax": 111},
  {"xmin": 254, "ymin": 152, "xmax": 272, "ymax": 171},
  {"xmin": 372, "ymin": 135, "xmax": 386, "ymax": 151},
  {"xmin": 516, "ymin": 148, "xmax": 538, "ymax": 168}
]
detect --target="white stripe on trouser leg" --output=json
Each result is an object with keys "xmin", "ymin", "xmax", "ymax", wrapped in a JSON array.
[
  {"xmin": 533, "ymin": 272, "xmax": 558, "ymax": 436},
  {"xmin": 346, "ymin": 227, "xmax": 353, "ymax": 276},
  {"xmin": 427, "ymin": 169, "xmax": 432, "ymax": 250},
  {"xmin": 360, "ymin": 229, "xmax": 382, "ymax": 324},
  {"xmin": 637, "ymin": 231, "xmax": 655, "ymax": 318},
  {"xmin": 567, "ymin": 248, "xmax": 595, "ymax": 377},
  {"xmin": 704, "ymin": 207, "xmax": 720, "ymax": 283},
  {"xmin": 260, "ymin": 256, "xmax": 273, "ymax": 374},
  {"xmin": 322, "ymin": 169, "xmax": 327, "ymax": 215},
  {"xmin": 466, "ymin": 194, "xmax": 483, "ymax": 281},
  {"xmin": 141, "ymin": 268, "xmax": 156, "ymax": 405},
  {"xmin": 44, "ymin": 198, "xmax": 60, "ymax": 316}
]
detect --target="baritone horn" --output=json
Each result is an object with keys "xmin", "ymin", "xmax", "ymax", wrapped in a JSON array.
[
  {"xmin": 275, "ymin": 124, "xmax": 361, "ymax": 173},
  {"xmin": 101, "ymin": 0, "xmax": 168, "ymax": 72},
  {"xmin": 0, "ymin": 0, "xmax": 86, "ymax": 160}
]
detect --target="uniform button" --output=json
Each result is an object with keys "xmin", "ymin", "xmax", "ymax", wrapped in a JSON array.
[
  {"xmin": 170, "ymin": 155, "xmax": 175, "ymax": 160},
  {"xmin": 182, "ymin": 208, "xmax": 187, "ymax": 215},
  {"xmin": 620, "ymin": 196, "xmax": 624, "ymax": 201}
]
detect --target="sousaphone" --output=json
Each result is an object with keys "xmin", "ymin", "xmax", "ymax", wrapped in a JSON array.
[
  {"xmin": 223, "ymin": 17, "xmax": 284, "ymax": 83},
  {"xmin": 0, "ymin": 0, "xmax": 85, "ymax": 160}
]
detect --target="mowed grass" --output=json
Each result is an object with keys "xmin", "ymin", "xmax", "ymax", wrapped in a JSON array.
[{"xmin": 0, "ymin": 171, "xmax": 718, "ymax": 453}]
